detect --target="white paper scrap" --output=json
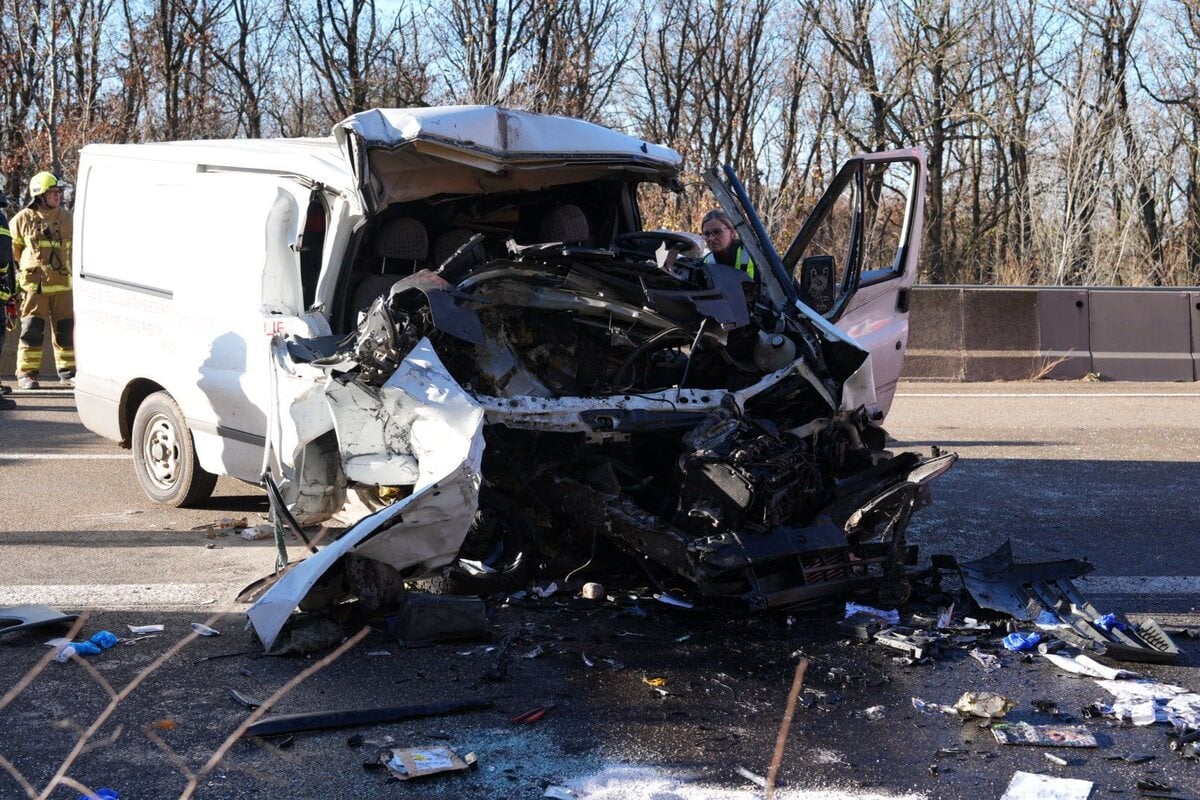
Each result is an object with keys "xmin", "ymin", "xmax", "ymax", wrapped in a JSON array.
[
  {"xmin": 1000, "ymin": 770, "xmax": 1093, "ymax": 800},
  {"xmin": 127, "ymin": 624, "xmax": 165, "ymax": 635}
]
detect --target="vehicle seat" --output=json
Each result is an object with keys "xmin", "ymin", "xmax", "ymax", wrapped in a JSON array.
[
  {"xmin": 352, "ymin": 217, "xmax": 429, "ymax": 314},
  {"xmin": 433, "ymin": 228, "xmax": 486, "ymax": 269},
  {"xmin": 538, "ymin": 204, "xmax": 590, "ymax": 245}
]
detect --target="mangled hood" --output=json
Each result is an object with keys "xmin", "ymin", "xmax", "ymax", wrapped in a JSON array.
[{"xmin": 333, "ymin": 106, "xmax": 683, "ymax": 212}]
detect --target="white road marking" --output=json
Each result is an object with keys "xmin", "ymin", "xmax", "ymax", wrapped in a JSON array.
[
  {"xmin": 0, "ymin": 453, "xmax": 131, "ymax": 460},
  {"xmin": 896, "ymin": 392, "xmax": 1199, "ymax": 398},
  {"xmin": 1079, "ymin": 576, "xmax": 1200, "ymax": 595},
  {"xmin": 0, "ymin": 582, "xmax": 238, "ymax": 609}
]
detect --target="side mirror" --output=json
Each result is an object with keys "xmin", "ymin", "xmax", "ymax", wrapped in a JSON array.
[{"xmin": 799, "ymin": 254, "xmax": 836, "ymax": 314}]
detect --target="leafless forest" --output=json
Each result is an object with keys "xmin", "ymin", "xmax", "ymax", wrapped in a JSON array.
[{"xmin": 3, "ymin": 0, "xmax": 1200, "ymax": 285}]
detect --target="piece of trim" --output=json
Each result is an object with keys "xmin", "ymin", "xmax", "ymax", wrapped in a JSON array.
[
  {"xmin": 79, "ymin": 272, "xmax": 173, "ymax": 299},
  {"xmin": 189, "ymin": 419, "xmax": 266, "ymax": 447}
]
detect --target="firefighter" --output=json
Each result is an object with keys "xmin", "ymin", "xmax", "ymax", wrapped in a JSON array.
[
  {"xmin": 0, "ymin": 186, "xmax": 17, "ymax": 409},
  {"xmin": 11, "ymin": 171, "xmax": 73, "ymax": 389},
  {"xmin": 700, "ymin": 209, "xmax": 756, "ymax": 279}
]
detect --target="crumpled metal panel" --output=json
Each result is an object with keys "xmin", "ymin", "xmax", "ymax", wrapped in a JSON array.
[{"xmin": 248, "ymin": 339, "xmax": 484, "ymax": 650}]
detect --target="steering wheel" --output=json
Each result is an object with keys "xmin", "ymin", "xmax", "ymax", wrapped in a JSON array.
[{"xmin": 612, "ymin": 231, "xmax": 700, "ymax": 256}]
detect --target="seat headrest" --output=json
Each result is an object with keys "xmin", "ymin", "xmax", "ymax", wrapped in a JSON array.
[
  {"xmin": 538, "ymin": 204, "xmax": 589, "ymax": 245},
  {"xmin": 375, "ymin": 217, "xmax": 428, "ymax": 262}
]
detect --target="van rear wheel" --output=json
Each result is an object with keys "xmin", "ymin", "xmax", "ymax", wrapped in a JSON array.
[{"xmin": 131, "ymin": 391, "xmax": 217, "ymax": 507}]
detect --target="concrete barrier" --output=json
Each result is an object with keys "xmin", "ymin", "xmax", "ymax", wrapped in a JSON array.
[
  {"xmin": 4, "ymin": 285, "xmax": 1197, "ymax": 384},
  {"xmin": 905, "ymin": 285, "xmax": 1199, "ymax": 381}
]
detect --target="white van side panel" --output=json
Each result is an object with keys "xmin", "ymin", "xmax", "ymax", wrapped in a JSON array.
[{"xmin": 75, "ymin": 154, "xmax": 319, "ymax": 482}]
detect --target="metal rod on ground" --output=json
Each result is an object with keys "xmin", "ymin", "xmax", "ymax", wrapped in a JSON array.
[{"xmin": 765, "ymin": 657, "xmax": 809, "ymax": 800}]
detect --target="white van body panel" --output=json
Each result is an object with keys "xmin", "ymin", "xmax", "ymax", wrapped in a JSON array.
[{"xmin": 74, "ymin": 142, "xmax": 358, "ymax": 481}]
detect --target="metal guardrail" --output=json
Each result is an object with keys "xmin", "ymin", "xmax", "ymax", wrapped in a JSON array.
[{"xmin": 903, "ymin": 285, "xmax": 1200, "ymax": 381}]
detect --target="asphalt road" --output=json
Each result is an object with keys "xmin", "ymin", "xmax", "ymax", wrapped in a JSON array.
[{"xmin": 1, "ymin": 382, "xmax": 1199, "ymax": 800}]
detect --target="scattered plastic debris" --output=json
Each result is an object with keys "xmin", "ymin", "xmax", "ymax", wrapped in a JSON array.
[
  {"xmin": 53, "ymin": 631, "xmax": 120, "ymax": 662},
  {"xmin": 1000, "ymin": 771, "xmax": 1092, "ymax": 800},
  {"xmin": 844, "ymin": 602, "xmax": 899, "ymax": 626},
  {"xmin": 655, "ymin": 593, "xmax": 693, "ymax": 609},
  {"xmin": 1043, "ymin": 752, "xmax": 1068, "ymax": 766},
  {"xmin": 543, "ymin": 786, "xmax": 579, "ymax": 800},
  {"xmin": 239, "ymin": 525, "xmax": 273, "ymax": 541},
  {"xmin": 126, "ymin": 624, "xmax": 164, "ymax": 635},
  {"xmin": 991, "ymin": 723, "xmax": 1098, "ymax": 748},
  {"xmin": 190, "ymin": 623, "xmax": 221, "ymax": 637},
  {"xmin": 76, "ymin": 788, "xmax": 119, "ymax": 800},
  {"xmin": 1002, "ymin": 631, "xmax": 1041, "ymax": 651},
  {"xmin": 970, "ymin": 648, "xmax": 1001, "ymax": 672},
  {"xmin": 532, "ymin": 582, "xmax": 559, "ymax": 599},
  {"xmin": 382, "ymin": 745, "xmax": 476, "ymax": 780},
  {"xmin": 521, "ymin": 645, "xmax": 546, "ymax": 660},
  {"xmin": 1041, "ymin": 652, "xmax": 1138, "ymax": 679},
  {"xmin": 859, "ymin": 705, "xmax": 886, "ymax": 721}
]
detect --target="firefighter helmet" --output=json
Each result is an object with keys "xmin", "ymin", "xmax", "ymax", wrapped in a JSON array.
[{"xmin": 28, "ymin": 171, "xmax": 61, "ymax": 200}]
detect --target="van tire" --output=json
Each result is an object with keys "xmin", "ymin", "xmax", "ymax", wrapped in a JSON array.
[{"xmin": 131, "ymin": 391, "xmax": 217, "ymax": 507}]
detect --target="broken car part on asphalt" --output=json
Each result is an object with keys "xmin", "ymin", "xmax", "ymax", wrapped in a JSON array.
[
  {"xmin": 0, "ymin": 605, "xmax": 78, "ymax": 637},
  {"xmin": 234, "ymin": 109, "xmax": 953, "ymax": 645},
  {"xmin": 241, "ymin": 699, "xmax": 494, "ymax": 737},
  {"xmin": 954, "ymin": 540, "xmax": 1180, "ymax": 663}
]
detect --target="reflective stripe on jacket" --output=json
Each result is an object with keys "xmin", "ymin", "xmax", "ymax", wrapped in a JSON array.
[
  {"xmin": 704, "ymin": 245, "xmax": 756, "ymax": 279},
  {"xmin": 11, "ymin": 205, "xmax": 72, "ymax": 291}
]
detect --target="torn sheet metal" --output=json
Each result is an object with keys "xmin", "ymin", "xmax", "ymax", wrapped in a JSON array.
[
  {"xmin": 957, "ymin": 540, "xmax": 1180, "ymax": 663},
  {"xmin": 248, "ymin": 340, "xmax": 484, "ymax": 650}
]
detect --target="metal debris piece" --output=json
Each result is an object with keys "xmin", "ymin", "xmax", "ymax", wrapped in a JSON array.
[
  {"xmin": 242, "ymin": 700, "xmax": 494, "ymax": 737},
  {"xmin": 229, "ymin": 689, "xmax": 265, "ymax": 709},
  {"xmin": 0, "ymin": 605, "xmax": 78, "ymax": 637},
  {"xmin": 956, "ymin": 540, "xmax": 1179, "ymax": 663},
  {"xmin": 873, "ymin": 629, "xmax": 938, "ymax": 660}
]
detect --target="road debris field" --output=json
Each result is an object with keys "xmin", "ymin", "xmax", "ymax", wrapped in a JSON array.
[{"xmin": 3, "ymin": 534, "xmax": 1200, "ymax": 798}]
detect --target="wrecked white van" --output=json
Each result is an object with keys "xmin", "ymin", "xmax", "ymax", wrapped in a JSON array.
[{"xmin": 72, "ymin": 107, "xmax": 952, "ymax": 648}]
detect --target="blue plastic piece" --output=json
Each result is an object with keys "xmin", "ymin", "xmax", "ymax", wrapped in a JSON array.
[
  {"xmin": 1093, "ymin": 613, "xmax": 1130, "ymax": 633},
  {"xmin": 77, "ymin": 789, "xmax": 119, "ymax": 800},
  {"xmin": 71, "ymin": 641, "xmax": 102, "ymax": 656},
  {"xmin": 1002, "ymin": 631, "xmax": 1042, "ymax": 651},
  {"xmin": 89, "ymin": 631, "xmax": 119, "ymax": 650}
]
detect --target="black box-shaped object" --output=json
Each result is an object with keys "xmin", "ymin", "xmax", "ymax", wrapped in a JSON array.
[{"xmin": 387, "ymin": 592, "xmax": 488, "ymax": 644}]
